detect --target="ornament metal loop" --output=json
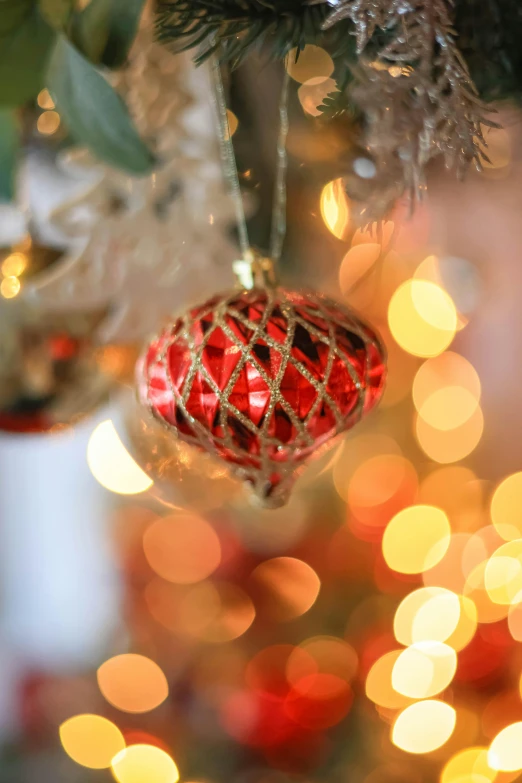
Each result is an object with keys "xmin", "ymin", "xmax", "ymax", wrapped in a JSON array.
[{"xmin": 232, "ymin": 250, "xmax": 278, "ymax": 291}]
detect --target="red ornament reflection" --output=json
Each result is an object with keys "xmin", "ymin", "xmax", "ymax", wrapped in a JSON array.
[{"xmin": 138, "ymin": 288, "xmax": 386, "ymax": 506}]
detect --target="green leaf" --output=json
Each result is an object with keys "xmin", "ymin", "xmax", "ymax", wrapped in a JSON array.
[
  {"xmin": 71, "ymin": 0, "xmax": 145, "ymax": 68},
  {"xmin": 0, "ymin": 108, "xmax": 19, "ymax": 201},
  {"xmin": 38, "ymin": 0, "xmax": 75, "ymax": 30},
  {"xmin": 47, "ymin": 35, "xmax": 156, "ymax": 174},
  {"xmin": 0, "ymin": 8, "xmax": 55, "ymax": 106}
]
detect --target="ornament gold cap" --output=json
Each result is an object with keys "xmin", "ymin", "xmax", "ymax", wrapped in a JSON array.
[{"xmin": 232, "ymin": 250, "xmax": 278, "ymax": 290}]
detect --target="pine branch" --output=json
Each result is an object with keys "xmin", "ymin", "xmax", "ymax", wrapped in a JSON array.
[
  {"xmin": 317, "ymin": 88, "xmax": 353, "ymax": 119},
  {"xmin": 155, "ymin": 0, "xmax": 328, "ymax": 65},
  {"xmin": 155, "ymin": 0, "xmax": 359, "ymax": 67}
]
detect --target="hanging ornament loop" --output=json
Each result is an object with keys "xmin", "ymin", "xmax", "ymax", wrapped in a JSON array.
[
  {"xmin": 209, "ymin": 44, "xmax": 291, "ymax": 286},
  {"xmin": 233, "ymin": 252, "xmax": 278, "ymax": 291},
  {"xmin": 269, "ymin": 66, "xmax": 291, "ymax": 265},
  {"xmin": 208, "ymin": 48, "xmax": 251, "ymax": 264}
]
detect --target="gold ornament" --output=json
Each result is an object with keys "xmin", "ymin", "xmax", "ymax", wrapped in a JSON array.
[{"xmin": 0, "ymin": 300, "xmax": 111, "ymax": 433}]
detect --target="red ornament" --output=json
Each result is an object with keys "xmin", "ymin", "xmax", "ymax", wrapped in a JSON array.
[{"xmin": 137, "ymin": 287, "xmax": 386, "ymax": 506}]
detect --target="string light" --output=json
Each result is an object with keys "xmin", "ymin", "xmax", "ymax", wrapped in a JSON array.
[
  {"xmin": 320, "ymin": 179, "xmax": 351, "ymax": 240},
  {"xmin": 87, "ymin": 420, "xmax": 153, "ymax": 494},
  {"xmin": 37, "ymin": 88, "xmax": 55, "ymax": 109},
  {"xmin": 143, "ymin": 513, "xmax": 221, "ymax": 584},
  {"xmin": 248, "ymin": 557, "xmax": 321, "ymax": 621},
  {"xmin": 366, "ymin": 651, "xmax": 415, "ymax": 710},
  {"xmin": 391, "ymin": 701, "xmax": 456, "ymax": 754},
  {"xmin": 394, "ymin": 587, "xmax": 461, "ymax": 646},
  {"xmin": 112, "ymin": 745, "xmax": 179, "ymax": 783},
  {"xmin": 388, "ymin": 280, "xmax": 457, "ymax": 357},
  {"xmin": 490, "ymin": 472, "xmax": 522, "ymax": 541},
  {"xmin": 415, "ymin": 406, "xmax": 484, "ymax": 464},
  {"xmin": 0, "ymin": 276, "xmax": 21, "ymax": 298},
  {"xmin": 37, "ymin": 110, "xmax": 61, "ymax": 135},
  {"xmin": 391, "ymin": 641, "xmax": 457, "ymax": 698},
  {"xmin": 442, "ymin": 747, "xmax": 497, "ymax": 783},
  {"xmin": 97, "ymin": 654, "xmax": 169, "ymax": 713},
  {"xmin": 59, "ymin": 715, "xmax": 125, "ymax": 769},
  {"xmin": 488, "ymin": 723, "xmax": 522, "ymax": 771},
  {"xmin": 2, "ymin": 252, "xmax": 27, "ymax": 277},
  {"xmin": 382, "ymin": 505, "xmax": 451, "ymax": 574},
  {"xmin": 286, "ymin": 45, "xmax": 334, "ymax": 83}
]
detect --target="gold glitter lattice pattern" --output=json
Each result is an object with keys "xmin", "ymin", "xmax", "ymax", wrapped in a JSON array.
[{"xmin": 138, "ymin": 287, "xmax": 386, "ymax": 506}]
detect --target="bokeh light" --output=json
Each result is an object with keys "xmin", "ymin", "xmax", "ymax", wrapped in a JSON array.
[
  {"xmin": 419, "ymin": 469, "xmax": 480, "ymax": 528},
  {"xmin": 286, "ymin": 637, "xmax": 358, "ymax": 686},
  {"xmin": 391, "ymin": 701, "xmax": 456, "ymax": 754},
  {"xmin": 413, "ymin": 256, "xmax": 469, "ymax": 331},
  {"xmin": 249, "ymin": 557, "xmax": 320, "ymax": 621},
  {"xmin": 0, "ymin": 275, "xmax": 21, "ymax": 299},
  {"xmin": 285, "ymin": 672, "xmax": 353, "ymax": 730},
  {"xmin": 225, "ymin": 109, "xmax": 238, "ymax": 138},
  {"xmin": 87, "ymin": 420, "xmax": 153, "ymax": 494},
  {"xmin": 394, "ymin": 587, "xmax": 461, "ymax": 646},
  {"xmin": 143, "ymin": 513, "xmax": 221, "ymax": 584},
  {"xmin": 97, "ymin": 654, "xmax": 169, "ymax": 714},
  {"xmin": 441, "ymin": 747, "xmax": 497, "ymax": 783},
  {"xmin": 177, "ymin": 581, "xmax": 255, "ymax": 642},
  {"xmin": 464, "ymin": 561, "xmax": 510, "ymax": 624},
  {"xmin": 413, "ymin": 353, "xmax": 481, "ymax": 431},
  {"xmin": 388, "ymin": 280, "xmax": 457, "ymax": 357},
  {"xmin": 2, "ymin": 252, "xmax": 27, "ymax": 277},
  {"xmin": 488, "ymin": 723, "xmax": 522, "ymax": 771},
  {"xmin": 320, "ymin": 179, "xmax": 351, "ymax": 240},
  {"xmin": 414, "ymin": 255, "xmax": 482, "ymax": 319},
  {"xmin": 491, "ymin": 473, "xmax": 522, "ymax": 541},
  {"xmin": 286, "ymin": 45, "xmax": 334, "ymax": 83},
  {"xmin": 508, "ymin": 599, "xmax": 522, "ymax": 641},
  {"xmin": 112, "ymin": 744, "xmax": 179, "ymax": 783},
  {"xmin": 445, "ymin": 596, "xmax": 478, "ymax": 651},
  {"xmin": 145, "ymin": 578, "xmax": 183, "ymax": 632},
  {"xmin": 37, "ymin": 88, "xmax": 55, "ymax": 109},
  {"xmin": 37, "ymin": 110, "xmax": 61, "ymax": 135},
  {"xmin": 391, "ymin": 641, "xmax": 457, "ymax": 698},
  {"xmin": 298, "ymin": 76, "xmax": 337, "ymax": 116},
  {"xmin": 334, "ymin": 433, "xmax": 403, "ymax": 501},
  {"xmin": 365, "ymin": 650, "xmax": 415, "ymax": 710},
  {"xmin": 59, "ymin": 714, "xmax": 125, "ymax": 769},
  {"xmin": 339, "ymin": 243, "xmax": 381, "ymax": 295},
  {"xmin": 482, "ymin": 690, "xmax": 522, "ymax": 741},
  {"xmin": 423, "ymin": 532, "xmax": 474, "ymax": 593},
  {"xmin": 484, "ymin": 540, "xmax": 522, "ymax": 605},
  {"xmin": 382, "ymin": 505, "xmax": 451, "ymax": 574},
  {"xmin": 246, "ymin": 644, "xmax": 301, "ymax": 694},
  {"xmin": 415, "ymin": 406, "xmax": 484, "ymax": 463},
  {"xmin": 462, "ymin": 526, "xmax": 506, "ymax": 576},
  {"xmin": 347, "ymin": 453, "xmax": 418, "ymax": 539}
]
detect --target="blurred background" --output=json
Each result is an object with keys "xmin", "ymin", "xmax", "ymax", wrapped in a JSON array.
[{"xmin": 2, "ymin": 11, "xmax": 522, "ymax": 783}]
